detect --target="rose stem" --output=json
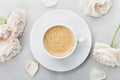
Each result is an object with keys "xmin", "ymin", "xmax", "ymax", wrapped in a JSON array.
[{"xmin": 110, "ymin": 25, "xmax": 120, "ymax": 48}]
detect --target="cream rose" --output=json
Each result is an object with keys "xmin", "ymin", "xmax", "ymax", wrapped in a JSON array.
[
  {"xmin": 93, "ymin": 42, "xmax": 120, "ymax": 67},
  {"xmin": 80, "ymin": 0, "xmax": 112, "ymax": 17},
  {"xmin": 7, "ymin": 9, "xmax": 26, "ymax": 37},
  {"xmin": 0, "ymin": 24, "xmax": 12, "ymax": 41},
  {"xmin": 0, "ymin": 9, "xmax": 26, "ymax": 62},
  {"xmin": 0, "ymin": 38, "xmax": 21, "ymax": 62}
]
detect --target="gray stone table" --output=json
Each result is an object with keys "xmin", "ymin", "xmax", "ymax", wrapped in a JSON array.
[{"xmin": 0, "ymin": 0, "xmax": 120, "ymax": 80}]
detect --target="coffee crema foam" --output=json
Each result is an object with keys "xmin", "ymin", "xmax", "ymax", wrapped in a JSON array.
[{"xmin": 43, "ymin": 25, "xmax": 75, "ymax": 57}]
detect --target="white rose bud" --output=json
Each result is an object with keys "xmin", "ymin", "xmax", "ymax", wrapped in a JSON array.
[{"xmin": 93, "ymin": 42, "xmax": 120, "ymax": 67}]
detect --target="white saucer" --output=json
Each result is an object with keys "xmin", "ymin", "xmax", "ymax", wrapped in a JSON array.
[{"xmin": 30, "ymin": 10, "xmax": 92, "ymax": 72}]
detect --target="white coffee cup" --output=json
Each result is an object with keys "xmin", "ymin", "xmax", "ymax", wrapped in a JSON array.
[{"xmin": 42, "ymin": 24, "xmax": 86, "ymax": 59}]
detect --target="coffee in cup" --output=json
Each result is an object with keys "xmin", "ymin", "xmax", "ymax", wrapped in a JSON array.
[{"xmin": 43, "ymin": 25, "xmax": 76, "ymax": 58}]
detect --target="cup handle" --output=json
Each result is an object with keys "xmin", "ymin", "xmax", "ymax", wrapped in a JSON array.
[{"xmin": 77, "ymin": 37, "xmax": 87, "ymax": 43}]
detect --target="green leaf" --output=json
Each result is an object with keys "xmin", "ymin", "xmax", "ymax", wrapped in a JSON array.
[{"xmin": 0, "ymin": 17, "xmax": 7, "ymax": 25}]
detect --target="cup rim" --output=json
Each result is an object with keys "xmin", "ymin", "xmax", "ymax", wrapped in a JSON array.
[{"xmin": 42, "ymin": 24, "xmax": 77, "ymax": 59}]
